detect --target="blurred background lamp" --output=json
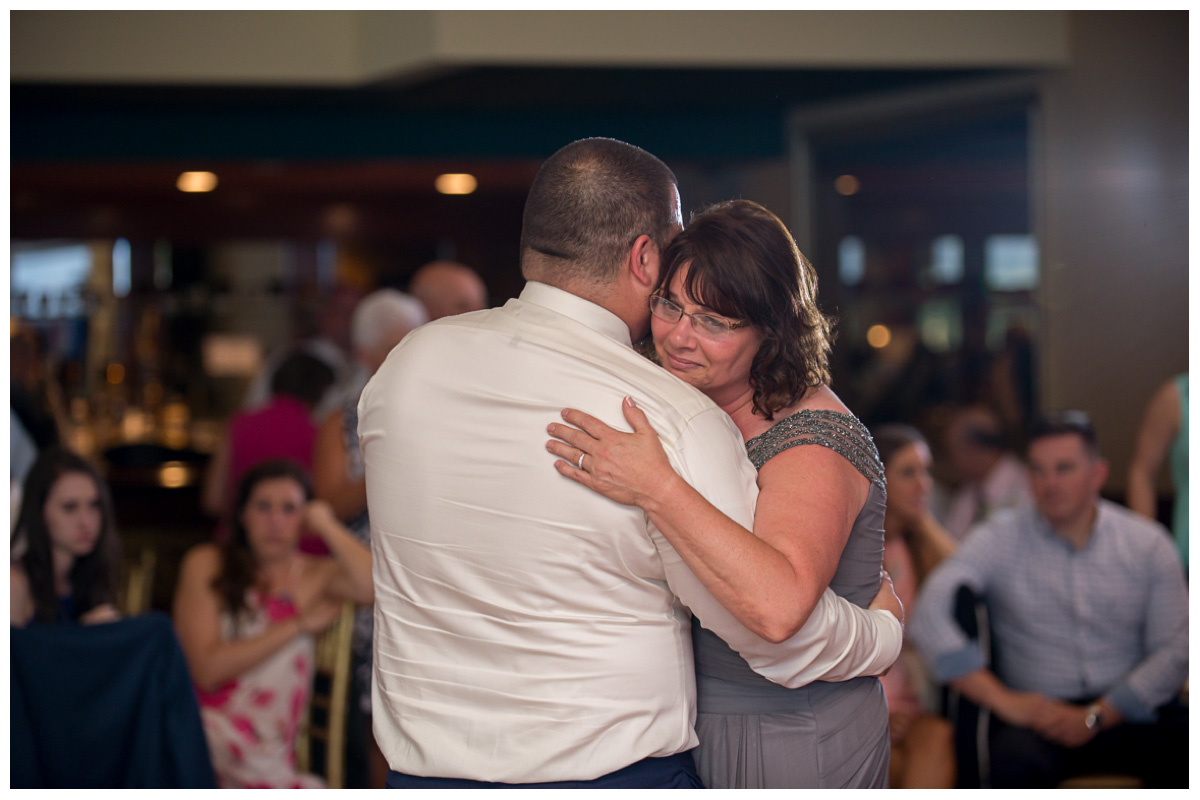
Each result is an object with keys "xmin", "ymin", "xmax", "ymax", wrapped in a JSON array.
[
  {"xmin": 834, "ymin": 174, "xmax": 861, "ymax": 196},
  {"xmin": 176, "ymin": 171, "xmax": 218, "ymax": 193},
  {"xmin": 436, "ymin": 173, "xmax": 477, "ymax": 195},
  {"xmin": 866, "ymin": 324, "xmax": 891, "ymax": 349}
]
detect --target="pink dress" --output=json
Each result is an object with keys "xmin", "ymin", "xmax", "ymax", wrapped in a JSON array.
[{"xmin": 196, "ymin": 591, "xmax": 323, "ymax": 789}]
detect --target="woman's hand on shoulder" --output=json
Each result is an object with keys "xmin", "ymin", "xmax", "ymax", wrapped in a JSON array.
[
  {"xmin": 870, "ymin": 569, "xmax": 905, "ymax": 629},
  {"xmin": 303, "ymin": 499, "xmax": 340, "ymax": 539},
  {"xmin": 10, "ymin": 563, "xmax": 33, "ymax": 627},
  {"xmin": 546, "ymin": 396, "xmax": 681, "ymax": 511}
]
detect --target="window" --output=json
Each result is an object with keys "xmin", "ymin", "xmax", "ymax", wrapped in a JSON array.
[
  {"xmin": 930, "ymin": 235, "xmax": 964, "ymax": 284},
  {"xmin": 11, "ymin": 241, "xmax": 92, "ymax": 318},
  {"xmin": 838, "ymin": 236, "xmax": 865, "ymax": 286},
  {"xmin": 985, "ymin": 235, "xmax": 1038, "ymax": 291}
]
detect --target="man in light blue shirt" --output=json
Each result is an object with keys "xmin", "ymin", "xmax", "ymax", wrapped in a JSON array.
[{"xmin": 910, "ymin": 411, "xmax": 1188, "ymax": 787}]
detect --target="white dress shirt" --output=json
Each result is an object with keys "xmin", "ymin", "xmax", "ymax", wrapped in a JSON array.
[{"xmin": 359, "ymin": 282, "xmax": 902, "ymax": 783}]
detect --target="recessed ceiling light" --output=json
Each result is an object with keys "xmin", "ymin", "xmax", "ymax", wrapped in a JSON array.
[
  {"xmin": 177, "ymin": 171, "xmax": 218, "ymax": 193},
  {"xmin": 436, "ymin": 173, "xmax": 477, "ymax": 195}
]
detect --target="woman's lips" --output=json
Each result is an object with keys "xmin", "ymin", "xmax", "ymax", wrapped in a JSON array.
[{"xmin": 664, "ymin": 351, "xmax": 699, "ymax": 371}]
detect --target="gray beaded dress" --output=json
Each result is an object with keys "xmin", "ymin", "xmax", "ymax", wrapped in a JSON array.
[{"xmin": 691, "ymin": 409, "xmax": 891, "ymax": 788}]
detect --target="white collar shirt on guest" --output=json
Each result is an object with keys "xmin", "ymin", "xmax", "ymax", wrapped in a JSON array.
[{"xmin": 358, "ymin": 281, "xmax": 901, "ymax": 784}]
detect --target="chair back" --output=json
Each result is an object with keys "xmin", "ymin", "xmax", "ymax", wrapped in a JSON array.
[
  {"xmin": 942, "ymin": 585, "xmax": 993, "ymax": 788},
  {"xmin": 294, "ymin": 601, "xmax": 355, "ymax": 788},
  {"xmin": 118, "ymin": 546, "xmax": 157, "ymax": 616},
  {"xmin": 10, "ymin": 613, "xmax": 216, "ymax": 788}
]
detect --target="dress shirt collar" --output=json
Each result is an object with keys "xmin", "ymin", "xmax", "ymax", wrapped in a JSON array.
[
  {"xmin": 518, "ymin": 281, "xmax": 633, "ymax": 348},
  {"xmin": 1032, "ymin": 498, "xmax": 1107, "ymax": 551}
]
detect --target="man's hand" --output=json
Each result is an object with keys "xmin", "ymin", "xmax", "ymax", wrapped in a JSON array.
[
  {"xmin": 1033, "ymin": 700, "xmax": 1097, "ymax": 748},
  {"xmin": 991, "ymin": 687, "xmax": 1054, "ymax": 729},
  {"xmin": 868, "ymin": 569, "xmax": 904, "ymax": 629}
]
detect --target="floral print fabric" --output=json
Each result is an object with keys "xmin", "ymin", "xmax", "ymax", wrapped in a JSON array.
[{"xmin": 196, "ymin": 591, "xmax": 323, "ymax": 789}]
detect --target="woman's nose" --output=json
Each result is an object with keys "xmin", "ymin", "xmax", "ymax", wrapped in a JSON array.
[{"xmin": 668, "ymin": 315, "xmax": 696, "ymax": 345}]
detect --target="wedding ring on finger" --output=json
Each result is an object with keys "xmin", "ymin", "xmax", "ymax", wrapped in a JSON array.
[{"xmin": 577, "ymin": 452, "xmax": 587, "ymax": 470}]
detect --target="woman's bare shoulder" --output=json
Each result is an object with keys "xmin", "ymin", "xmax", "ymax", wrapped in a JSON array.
[
  {"xmin": 10, "ymin": 562, "xmax": 33, "ymax": 626},
  {"xmin": 10, "ymin": 561, "xmax": 30, "ymax": 590},
  {"xmin": 794, "ymin": 383, "xmax": 851, "ymax": 415},
  {"xmin": 180, "ymin": 542, "xmax": 223, "ymax": 577}
]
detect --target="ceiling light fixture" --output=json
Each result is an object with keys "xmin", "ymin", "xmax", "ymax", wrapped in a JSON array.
[
  {"xmin": 436, "ymin": 173, "xmax": 477, "ymax": 195},
  {"xmin": 177, "ymin": 171, "xmax": 218, "ymax": 193}
]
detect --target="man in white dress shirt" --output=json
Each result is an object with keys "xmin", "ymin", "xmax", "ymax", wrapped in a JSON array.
[{"xmin": 359, "ymin": 137, "xmax": 903, "ymax": 788}]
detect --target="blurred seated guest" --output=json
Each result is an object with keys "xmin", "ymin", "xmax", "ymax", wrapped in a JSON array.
[
  {"xmin": 408, "ymin": 260, "xmax": 488, "ymax": 320},
  {"xmin": 241, "ymin": 284, "xmax": 364, "ymax": 423},
  {"xmin": 910, "ymin": 412, "xmax": 1189, "ymax": 788},
  {"xmin": 174, "ymin": 460, "xmax": 373, "ymax": 789},
  {"xmin": 311, "ymin": 288, "xmax": 426, "ymax": 788},
  {"xmin": 1127, "ymin": 373, "xmax": 1188, "ymax": 574},
  {"xmin": 203, "ymin": 351, "xmax": 335, "ymax": 552},
  {"xmin": 11, "ymin": 446, "xmax": 122, "ymax": 627},
  {"xmin": 11, "ymin": 408, "xmax": 39, "ymax": 533},
  {"xmin": 940, "ymin": 405, "xmax": 1032, "ymax": 540},
  {"xmin": 10, "ymin": 324, "xmax": 64, "ymax": 452},
  {"xmin": 873, "ymin": 423, "xmax": 958, "ymax": 788}
]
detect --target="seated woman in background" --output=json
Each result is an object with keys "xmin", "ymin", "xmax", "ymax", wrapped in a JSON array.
[
  {"xmin": 202, "ymin": 351, "xmax": 336, "ymax": 553},
  {"xmin": 10, "ymin": 446, "xmax": 122, "ymax": 627},
  {"xmin": 174, "ymin": 459, "xmax": 373, "ymax": 789},
  {"xmin": 873, "ymin": 423, "xmax": 958, "ymax": 789}
]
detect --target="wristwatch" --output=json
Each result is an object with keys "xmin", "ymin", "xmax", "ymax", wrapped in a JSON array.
[{"xmin": 1084, "ymin": 702, "xmax": 1105, "ymax": 732}]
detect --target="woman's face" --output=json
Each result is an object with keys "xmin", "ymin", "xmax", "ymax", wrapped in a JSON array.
[
  {"xmin": 240, "ymin": 477, "xmax": 306, "ymax": 560},
  {"xmin": 44, "ymin": 471, "xmax": 104, "ymax": 561},
  {"xmin": 885, "ymin": 442, "xmax": 933, "ymax": 523},
  {"xmin": 652, "ymin": 264, "xmax": 764, "ymax": 408}
]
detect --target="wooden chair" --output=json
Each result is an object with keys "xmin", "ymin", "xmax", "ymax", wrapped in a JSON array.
[
  {"xmin": 295, "ymin": 602, "xmax": 356, "ymax": 788},
  {"xmin": 118, "ymin": 546, "xmax": 157, "ymax": 616}
]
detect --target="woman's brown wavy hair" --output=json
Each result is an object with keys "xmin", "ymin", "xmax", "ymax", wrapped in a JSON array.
[{"xmin": 657, "ymin": 199, "xmax": 834, "ymax": 420}]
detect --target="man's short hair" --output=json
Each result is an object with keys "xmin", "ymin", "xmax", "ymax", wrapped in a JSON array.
[
  {"xmin": 270, "ymin": 351, "xmax": 336, "ymax": 408},
  {"xmin": 352, "ymin": 289, "xmax": 428, "ymax": 351},
  {"xmin": 520, "ymin": 137, "xmax": 678, "ymax": 285},
  {"xmin": 1028, "ymin": 410, "xmax": 1101, "ymax": 457}
]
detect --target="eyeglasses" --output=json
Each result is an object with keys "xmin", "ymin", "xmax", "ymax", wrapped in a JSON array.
[{"xmin": 649, "ymin": 294, "xmax": 749, "ymax": 337}]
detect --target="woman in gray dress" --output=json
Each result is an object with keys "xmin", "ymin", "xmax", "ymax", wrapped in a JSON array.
[{"xmin": 546, "ymin": 199, "xmax": 890, "ymax": 788}]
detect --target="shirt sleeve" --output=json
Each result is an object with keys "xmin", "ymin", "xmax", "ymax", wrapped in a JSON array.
[
  {"xmin": 651, "ymin": 406, "xmax": 902, "ymax": 688},
  {"xmin": 1103, "ymin": 533, "xmax": 1189, "ymax": 722},
  {"xmin": 908, "ymin": 520, "xmax": 1002, "ymax": 682}
]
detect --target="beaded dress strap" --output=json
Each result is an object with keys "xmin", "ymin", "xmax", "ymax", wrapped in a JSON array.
[{"xmin": 744, "ymin": 408, "xmax": 886, "ymax": 492}]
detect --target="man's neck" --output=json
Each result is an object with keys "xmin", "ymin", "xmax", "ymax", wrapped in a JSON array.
[
  {"xmin": 532, "ymin": 276, "xmax": 645, "ymax": 342},
  {"xmin": 1051, "ymin": 501, "xmax": 1100, "ymax": 550}
]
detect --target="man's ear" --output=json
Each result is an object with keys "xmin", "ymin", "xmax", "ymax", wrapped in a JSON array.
[
  {"xmin": 1092, "ymin": 457, "xmax": 1110, "ymax": 492},
  {"xmin": 627, "ymin": 234, "xmax": 659, "ymax": 290}
]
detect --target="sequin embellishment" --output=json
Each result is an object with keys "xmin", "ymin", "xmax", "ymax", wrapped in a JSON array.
[{"xmin": 744, "ymin": 409, "xmax": 886, "ymax": 493}]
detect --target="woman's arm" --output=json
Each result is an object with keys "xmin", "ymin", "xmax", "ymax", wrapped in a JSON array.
[
  {"xmin": 201, "ymin": 431, "xmax": 231, "ymax": 519},
  {"xmin": 10, "ymin": 563, "xmax": 33, "ymax": 627},
  {"xmin": 172, "ymin": 544, "xmax": 334, "ymax": 691},
  {"xmin": 79, "ymin": 603, "xmax": 121, "ymax": 625},
  {"xmin": 311, "ymin": 410, "xmax": 368, "ymax": 522},
  {"xmin": 304, "ymin": 500, "xmax": 374, "ymax": 606},
  {"xmin": 548, "ymin": 398, "xmax": 867, "ymax": 643},
  {"xmin": 905, "ymin": 512, "xmax": 958, "ymax": 586},
  {"xmin": 1127, "ymin": 379, "xmax": 1180, "ymax": 520}
]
